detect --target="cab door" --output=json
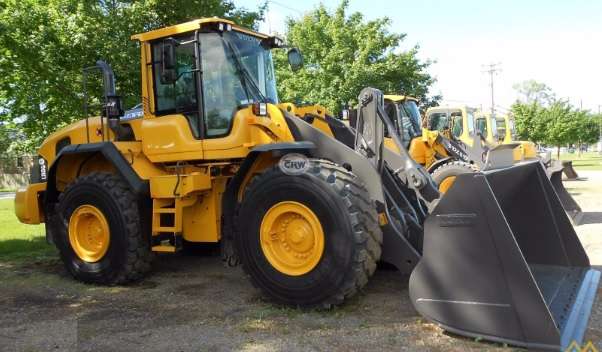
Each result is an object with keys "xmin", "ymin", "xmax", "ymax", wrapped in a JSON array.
[{"xmin": 140, "ymin": 34, "xmax": 205, "ymax": 163}]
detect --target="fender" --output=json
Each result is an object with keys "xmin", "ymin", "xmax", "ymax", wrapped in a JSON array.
[
  {"xmin": 284, "ymin": 112, "xmax": 386, "ymax": 204},
  {"xmin": 45, "ymin": 142, "xmax": 148, "ymax": 205},
  {"xmin": 220, "ymin": 141, "xmax": 315, "ymax": 265}
]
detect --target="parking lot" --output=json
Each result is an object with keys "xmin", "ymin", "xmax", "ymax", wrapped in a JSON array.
[{"xmin": 0, "ymin": 172, "xmax": 600, "ymax": 352}]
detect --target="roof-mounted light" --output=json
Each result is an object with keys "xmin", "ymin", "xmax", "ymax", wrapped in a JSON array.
[
  {"xmin": 218, "ymin": 22, "xmax": 232, "ymax": 32},
  {"xmin": 262, "ymin": 36, "xmax": 286, "ymax": 49}
]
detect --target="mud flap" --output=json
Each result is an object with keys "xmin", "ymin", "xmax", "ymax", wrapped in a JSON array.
[
  {"xmin": 409, "ymin": 161, "xmax": 600, "ymax": 350},
  {"xmin": 547, "ymin": 161, "xmax": 583, "ymax": 224}
]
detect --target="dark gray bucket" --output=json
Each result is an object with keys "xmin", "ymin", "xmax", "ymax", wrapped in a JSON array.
[
  {"xmin": 409, "ymin": 161, "xmax": 599, "ymax": 350},
  {"xmin": 547, "ymin": 162, "xmax": 583, "ymax": 224}
]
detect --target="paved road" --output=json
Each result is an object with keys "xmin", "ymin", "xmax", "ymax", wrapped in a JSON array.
[
  {"xmin": 566, "ymin": 170, "xmax": 602, "ymax": 265},
  {"xmin": 0, "ymin": 192, "xmax": 15, "ymax": 200}
]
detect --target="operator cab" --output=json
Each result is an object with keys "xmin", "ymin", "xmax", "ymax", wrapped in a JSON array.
[
  {"xmin": 143, "ymin": 22, "xmax": 292, "ymax": 139},
  {"xmin": 426, "ymin": 106, "xmax": 476, "ymax": 144},
  {"xmin": 475, "ymin": 112, "xmax": 499, "ymax": 143},
  {"xmin": 129, "ymin": 18, "xmax": 303, "ymax": 162},
  {"xmin": 384, "ymin": 97, "xmax": 422, "ymax": 149}
]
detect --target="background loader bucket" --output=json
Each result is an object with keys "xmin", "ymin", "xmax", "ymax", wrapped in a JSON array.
[
  {"xmin": 547, "ymin": 161, "xmax": 583, "ymax": 224},
  {"xmin": 409, "ymin": 161, "xmax": 600, "ymax": 350}
]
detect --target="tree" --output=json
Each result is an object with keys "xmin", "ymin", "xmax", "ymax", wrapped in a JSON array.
[
  {"xmin": 511, "ymin": 101, "xmax": 547, "ymax": 143},
  {"xmin": 542, "ymin": 100, "xmax": 579, "ymax": 159},
  {"xmin": 0, "ymin": 0, "xmax": 263, "ymax": 152},
  {"xmin": 274, "ymin": 1, "xmax": 439, "ymax": 115},
  {"xmin": 512, "ymin": 80, "xmax": 555, "ymax": 106},
  {"xmin": 574, "ymin": 113, "xmax": 600, "ymax": 155}
]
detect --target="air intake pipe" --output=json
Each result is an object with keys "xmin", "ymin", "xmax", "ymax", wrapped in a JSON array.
[{"xmin": 95, "ymin": 60, "xmax": 128, "ymax": 140}]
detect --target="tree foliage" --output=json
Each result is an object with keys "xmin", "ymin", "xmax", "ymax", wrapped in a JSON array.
[
  {"xmin": 512, "ymin": 92, "xmax": 600, "ymax": 158},
  {"xmin": 274, "ymin": 1, "xmax": 439, "ymax": 115},
  {"xmin": 0, "ymin": 0, "xmax": 263, "ymax": 153},
  {"xmin": 511, "ymin": 102, "xmax": 546, "ymax": 144},
  {"xmin": 512, "ymin": 80, "xmax": 555, "ymax": 106}
]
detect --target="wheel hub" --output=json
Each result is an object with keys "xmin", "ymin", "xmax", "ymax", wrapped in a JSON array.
[
  {"xmin": 68, "ymin": 205, "xmax": 110, "ymax": 262},
  {"xmin": 260, "ymin": 201, "xmax": 324, "ymax": 276},
  {"xmin": 438, "ymin": 175, "xmax": 456, "ymax": 194}
]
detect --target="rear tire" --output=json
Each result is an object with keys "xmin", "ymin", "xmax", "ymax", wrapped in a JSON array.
[
  {"xmin": 236, "ymin": 159, "xmax": 382, "ymax": 308},
  {"xmin": 431, "ymin": 161, "xmax": 478, "ymax": 194},
  {"xmin": 53, "ymin": 172, "xmax": 152, "ymax": 284}
]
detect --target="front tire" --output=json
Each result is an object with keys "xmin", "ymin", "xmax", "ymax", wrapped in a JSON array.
[
  {"xmin": 431, "ymin": 161, "xmax": 478, "ymax": 194},
  {"xmin": 236, "ymin": 159, "xmax": 382, "ymax": 308},
  {"xmin": 52, "ymin": 172, "xmax": 152, "ymax": 284}
]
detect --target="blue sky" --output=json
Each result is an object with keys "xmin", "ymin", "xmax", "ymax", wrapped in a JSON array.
[{"xmin": 234, "ymin": 0, "xmax": 602, "ymax": 112}]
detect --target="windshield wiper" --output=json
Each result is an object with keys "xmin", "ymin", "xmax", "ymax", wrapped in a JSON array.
[{"xmin": 224, "ymin": 39, "xmax": 267, "ymax": 104}]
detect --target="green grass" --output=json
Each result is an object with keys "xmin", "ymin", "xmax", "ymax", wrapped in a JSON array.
[
  {"xmin": 558, "ymin": 152, "xmax": 602, "ymax": 171},
  {"xmin": 0, "ymin": 188, "xmax": 16, "ymax": 192},
  {"xmin": 0, "ymin": 199, "xmax": 55, "ymax": 263}
]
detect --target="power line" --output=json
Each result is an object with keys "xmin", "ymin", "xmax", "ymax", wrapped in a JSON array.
[
  {"xmin": 264, "ymin": 0, "xmax": 304, "ymax": 35},
  {"xmin": 482, "ymin": 63, "xmax": 502, "ymax": 118},
  {"xmin": 267, "ymin": 0, "xmax": 304, "ymax": 15}
]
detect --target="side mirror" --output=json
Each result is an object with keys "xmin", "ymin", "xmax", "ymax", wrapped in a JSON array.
[
  {"xmin": 160, "ymin": 38, "xmax": 178, "ymax": 84},
  {"xmin": 287, "ymin": 48, "xmax": 304, "ymax": 72}
]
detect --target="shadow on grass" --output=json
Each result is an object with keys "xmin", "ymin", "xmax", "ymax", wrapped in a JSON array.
[
  {"xmin": 442, "ymin": 329, "xmax": 526, "ymax": 350},
  {"xmin": 0, "ymin": 236, "xmax": 56, "ymax": 263}
]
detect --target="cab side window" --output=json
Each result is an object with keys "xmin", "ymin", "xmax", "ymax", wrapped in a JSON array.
[
  {"xmin": 384, "ymin": 102, "xmax": 398, "ymax": 137},
  {"xmin": 466, "ymin": 112, "xmax": 475, "ymax": 134},
  {"xmin": 496, "ymin": 118, "xmax": 506, "ymax": 141},
  {"xmin": 476, "ymin": 118, "xmax": 487, "ymax": 136},
  {"xmin": 152, "ymin": 36, "xmax": 201, "ymax": 137},
  {"xmin": 450, "ymin": 113, "xmax": 463, "ymax": 138}
]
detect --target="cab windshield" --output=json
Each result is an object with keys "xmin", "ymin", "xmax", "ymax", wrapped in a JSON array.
[
  {"xmin": 201, "ymin": 31, "xmax": 278, "ymax": 136},
  {"xmin": 219, "ymin": 31, "xmax": 279, "ymax": 104},
  {"xmin": 399, "ymin": 101, "xmax": 422, "ymax": 138},
  {"xmin": 428, "ymin": 110, "xmax": 464, "ymax": 138}
]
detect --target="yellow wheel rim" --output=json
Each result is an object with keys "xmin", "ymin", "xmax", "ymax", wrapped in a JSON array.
[
  {"xmin": 438, "ymin": 176, "xmax": 456, "ymax": 194},
  {"xmin": 260, "ymin": 201, "xmax": 325, "ymax": 276},
  {"xmin": 68, "ymin": 205, "xmax": 110, "ymax": 262}
]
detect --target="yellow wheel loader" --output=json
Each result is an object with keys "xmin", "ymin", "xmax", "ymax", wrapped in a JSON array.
[
  {"xmin": 364, "ymin": 100, "xmax": 516, "ymax": 194},
  {"xmin": 13, "ymin": 18, "xmax": 599, "ymax": 350}
]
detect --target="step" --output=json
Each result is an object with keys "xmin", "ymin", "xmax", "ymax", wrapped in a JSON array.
[{"xmin": 152, "ymin": 245, "xmax": 177, "ymax": 253}]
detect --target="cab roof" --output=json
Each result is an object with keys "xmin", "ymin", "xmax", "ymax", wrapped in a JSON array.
[
  {"xmin": 480, "ymin": 111, "xmax": 511, "ymax": 120},
  {"xmin": 131, "ymin": 17, "xmax": 268, "ymax": 42},
  {"xmin": 384, "ymin": 94, "xmax": 419, "ymax": 103},
  {"xmin": 426, "ymin": 105, "xmax": 475, "ymax": 115}
]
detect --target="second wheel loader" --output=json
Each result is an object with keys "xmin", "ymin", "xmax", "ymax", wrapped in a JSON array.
[
  {"xmin": 375, "ymin": 97, "xmax": 582, "ymax": 222},
  {"xmin": 13, "ymin": 18, "xmax": 598, "ymax": 350}
]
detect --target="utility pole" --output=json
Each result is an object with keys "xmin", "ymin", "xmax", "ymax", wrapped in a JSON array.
[{"xmin": 482, "ymin": 63, "xmax": 502, "ymax": 118}]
